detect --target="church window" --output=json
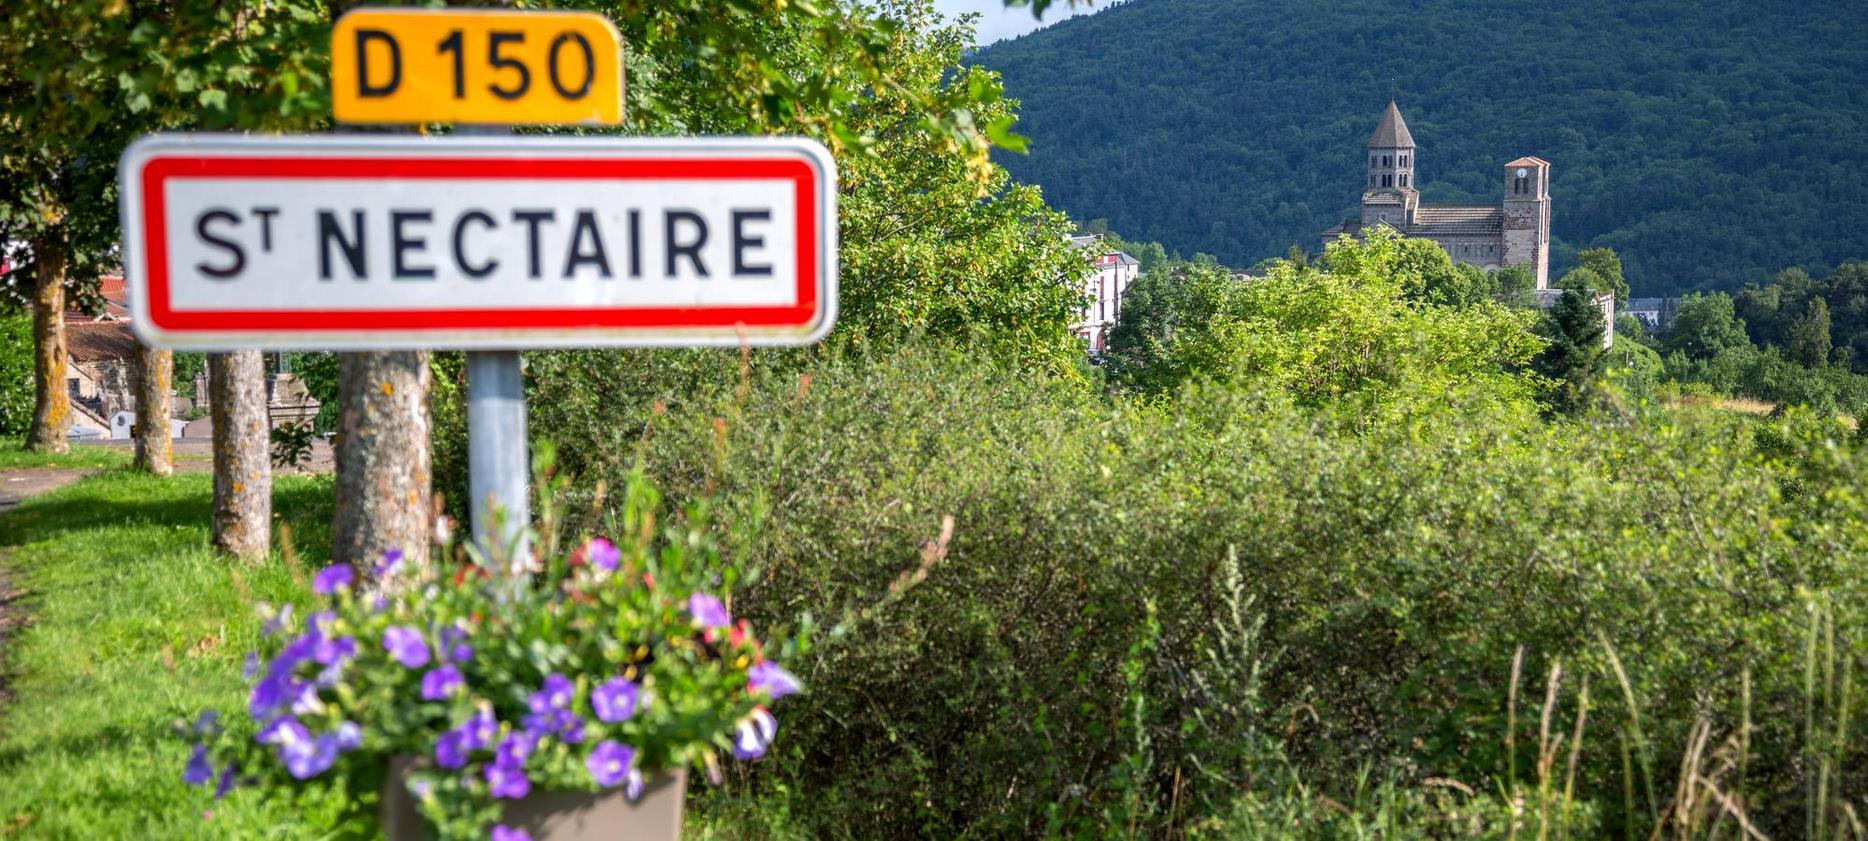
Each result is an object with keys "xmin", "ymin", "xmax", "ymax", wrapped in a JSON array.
[
  {"xmin": 1399, "ymin": 174, "xmax": 1408, "ymax": 187},
  {"xmin": 1383, "ymin": 174, "xmax": 1392, "ymax": 187},
  {"xmin": 1383, "ymin": 155, "xmax": 1392, "ymax": 167},
  {"xmin": 1401, "ymin": 155, "xmax": 1409, "ymax": 167}
]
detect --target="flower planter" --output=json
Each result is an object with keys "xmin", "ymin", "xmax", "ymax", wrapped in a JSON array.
[{"xmin": 382, "ymin": 758, "xmax": 687, "ymax": 841}]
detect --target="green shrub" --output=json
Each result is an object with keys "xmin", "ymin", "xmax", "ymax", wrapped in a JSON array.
[
  {"xmin": 0, "ymin": 311, "xmax": 34, "ymax": 436},
  {"xmin": 527, "ymin": 341, "xmax": 1867, "ymax": 839}
]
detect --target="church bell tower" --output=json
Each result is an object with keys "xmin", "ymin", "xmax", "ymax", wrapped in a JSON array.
[
  {"xmin": 1362, "ymin": 100, "xmax": 1419, "ymax": 229},
  {"xmin": 1502, "ymin": 156, "xmax": 1552, "ymax": 289}
]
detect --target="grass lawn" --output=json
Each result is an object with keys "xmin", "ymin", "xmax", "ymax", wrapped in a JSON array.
[
  {"xmin": 0, "ymin": 469, "xmax": 356, "ymax": 838},
  {"xmin": 0, "ymin": 441, "xmax": 132, "ymax": 472}
]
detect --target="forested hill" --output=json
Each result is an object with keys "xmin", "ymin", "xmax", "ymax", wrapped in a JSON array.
[{"xmin": 970, "ymin": 0, "xmax": 1868, "ymax": 295}]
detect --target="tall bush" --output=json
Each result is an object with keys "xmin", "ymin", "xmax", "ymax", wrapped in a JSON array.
[
  {"xmin": 0, "ymin": 311, "xmax": 34, "ymax": 436},
  {"xmin": 527, "ymin": 341, "xmax": 1867, "ymax": 839}
]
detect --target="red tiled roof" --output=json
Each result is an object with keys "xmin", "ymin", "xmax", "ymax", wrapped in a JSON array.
[
  {"xmin": 67, "ymin": 320, "xmax": 136, "ymax": 364},
  {"xmin": 66, "ymin": 275, "xmax": 129, "ymax": 323}
]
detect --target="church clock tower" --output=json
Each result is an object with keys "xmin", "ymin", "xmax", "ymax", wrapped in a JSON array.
[{"xmin": 1502, "ymin": 156, "xmax": 1552, "ymax": 289}]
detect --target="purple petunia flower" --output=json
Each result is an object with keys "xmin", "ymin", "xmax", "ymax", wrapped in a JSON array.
[
  {"xmin": 586, "ymin": 537, "xmax": 620, "ymax": 572},
  {"xmin": 435, "ymin": 729, "xmax": 470, "ymax": 769},
  {"xmin": 422, "ymin": 664, "xmax": 465, "ymax": 701},
  {"xmin": 375, "ymin": 548, "xmax": 405, "ymax": 578},
  {"xmin": 556, "ymin": 712, "xmax": 586, "ymax": 745},
  {"xmin": 313, "ymin": 636, "xmax": 357, "ymax": 666},
  {"xmin": 335, "ymin": 721, "xmax": 363, "ymax": 751},
  {"xmin": 383, "ymin": 626, "xmax": 430, "ymax": 669},
  {"xmin": 248, "ymin": 675, "xmax": 296, "ymax": 721},
  {"xmin": 591, "ymin": 678, "xmax": 640, "ymax": 724},
  {"xmin": 314, "ymin": 660, "xmax": 348, "ymax": 690},
  {"xmin": 585, "ymin": 740, "xmax": 635, "ymax": 788},
  {"xmin": 288, "ymin": 681, "xmax": 323, "ymax": 716},
  {"xmin": 485, "ymin": 759, "xmax": 532, "ymax": 800},
  {"xmin": 747, "ymin": 662, "xmax": 803, "ymax": 699},
  {"xmin": 259, "ymin": 603, "xmax": 294, "ymax": 637},
  {"xmin": 191, "ymin": 710, "xmax": 223, "ymax": 737},
  {"xmin": 312, "ymin": 563, "xmax": 356, "ymax": 595},
  {"xmin": 528, "ymin": 674, "xmax": 574, "ymax": 714},
  {"xmin": 687, "ymin": 593, "xmax": 731, "ymax": 628},
  {"xmin": 213, "ymin": 763, "xmax": 237, "ymax": 799},
  {"xmin": 462, "ymin": 708, "xmax": 498, "ymax": 750},
  {"xmin": 491, "ymin": 824, "xmax": 532, "ymax": 841},
  {"xmin": 733, "ymin": 707, "xmax": 778, "ymax": 761},
  {"xmin": 521, "ymin": 705, "xmax": 585, "ymax": 743},
  {"xmin": 496, "ymin": 730, "xmax": 537, "ymax": 766},
  {"xmin": 258, "ymin": 716, "xmax": 309, "ymax": 747},
  {"xmin": 438, "ymin": 625, "xmax": 473, "ymax": 663},
  {"xmin": 281, "ymin": 732, "xmax": 340, "ymax": 780},
  {"xmin": 183, "ymin": 744, "xmax": 214, "ymax": 786}
]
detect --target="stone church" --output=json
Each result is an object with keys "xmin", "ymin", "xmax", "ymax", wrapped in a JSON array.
[{"xmin": 1322, "ymin": 101, "xmax": 1553, "ymax": 290}]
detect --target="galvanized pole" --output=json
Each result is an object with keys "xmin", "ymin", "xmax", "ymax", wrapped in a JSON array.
[
  {"xmin": 457, "ymin": 125, "xmax": 530, "ymax": 567},
  {"xmin": 466, "ymin": 349, "xmax": 529, "ymax": 566}
]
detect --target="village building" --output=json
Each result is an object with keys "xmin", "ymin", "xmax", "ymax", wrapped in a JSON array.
[
  {"xmin": 1069, "ymin": 234, "xmax": 1140, "ymax": 353},
  {"xmin": 1324, "ymin": 101, "xmax": 1613, "ymax": 347},
  {"xmin": 38, "ymin": 274, "xmax": 321, "ymax": 439},
  {"xmin": 1623, "ymin": 297, "xmax": 1680, "ymax": 331}
]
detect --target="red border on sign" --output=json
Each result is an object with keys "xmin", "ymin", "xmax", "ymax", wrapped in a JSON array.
[{"xmin": 139, "ymin": 155, "xmax": 820, "ymax": 333}]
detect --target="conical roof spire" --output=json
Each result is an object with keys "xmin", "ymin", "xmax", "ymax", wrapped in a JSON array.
[{"xmin": 1367, "ymin": 100, "xmax": 1416, "ymax": 148}]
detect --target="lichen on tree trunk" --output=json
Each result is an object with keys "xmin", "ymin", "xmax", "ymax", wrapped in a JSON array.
[
  {"xmin": 209, "ymin": 350, "xmax": 272, "ymax": 560},
  {"xmin": 132, "ymin": 341, "xmax": 174, "ymax": 475},
  {"xmin": 333, "ymin": 351, "xmax": 432, "ymax": 574},
  {"xmin": 26, "ymin": 236, "xmax": 70, "ymax": 454}
]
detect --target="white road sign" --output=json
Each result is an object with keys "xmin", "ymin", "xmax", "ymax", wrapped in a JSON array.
[{"xmin": 118, "ymin": 134, "xmax": 837, "ymax": 350}]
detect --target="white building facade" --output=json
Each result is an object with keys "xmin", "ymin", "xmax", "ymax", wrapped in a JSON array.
[{"xmin": 1070, "ymin": 235, "xmax": 1140, "ymax": 353}]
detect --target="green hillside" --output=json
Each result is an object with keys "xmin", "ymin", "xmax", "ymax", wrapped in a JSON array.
[{"xmin": 971, "ymin": 0, "xmax": 1868, "ymax": 295}]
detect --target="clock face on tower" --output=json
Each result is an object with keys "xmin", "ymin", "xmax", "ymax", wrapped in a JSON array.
[{"xmin": 1516, "ymin": 168, "xmax": 1529, "ymax": 178}]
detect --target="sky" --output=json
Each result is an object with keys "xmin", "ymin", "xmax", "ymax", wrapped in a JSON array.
[{"xmin": 929, "ymin": 0, "xmax": 1102, "ymax": 46}]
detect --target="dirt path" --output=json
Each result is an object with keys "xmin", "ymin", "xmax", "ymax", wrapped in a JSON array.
[{"xmin": 0, "ymin": 469, "xmax": 95, "ymax": 515}]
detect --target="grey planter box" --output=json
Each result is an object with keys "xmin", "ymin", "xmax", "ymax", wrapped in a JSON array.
[{"xmin": 382, "ymin": 758, "xmax": 687, "ymax": 841}]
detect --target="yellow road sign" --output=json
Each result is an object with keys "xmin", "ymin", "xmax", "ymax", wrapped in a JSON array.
[{"xmin": 332, "ymin": 9, "xmax": 622, "ymax": 126}]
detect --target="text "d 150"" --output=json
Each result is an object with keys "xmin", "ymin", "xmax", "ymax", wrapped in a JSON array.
[{"xmin": 332, "ymin": 9, "xmax": 622, "ymax": 126}]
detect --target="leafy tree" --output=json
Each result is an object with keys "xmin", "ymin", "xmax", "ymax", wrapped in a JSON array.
[
  {"xmin": 1556, "ymin": 266, "xmax": 1607, "ymax": 299},
  {"xmin": 1785, "ymin": 295, "xmax": 1833, "ymax": 369},
  {"xmin": 1532, "ymin": 287, "xmax": 1608, "ymax": 413},
  {"xmin": 830, "ymin": 1, "xmax": 1085, "ymax": 369},
  {"xmin": 1491, "ymin": 263, "xmax": 1538, "ymax": 308},
  {"xmin": 1574, "ymin": 247, "xmax": 1629, "ymax": 306},
  {"xmin": 1104, "ymin": 261, "xmax": 1230, "ymax": 388},
  {"xmin": 1664, "ymin": 292, "xmax": 1751, "ymax": 360},
  {"xmin": 1323, "ymin": 230, "xmax": 1482, "ymax": 307},
  {"xmin": 1118, "ymin": 229, "xmax": 1545, "ymax": 415}
]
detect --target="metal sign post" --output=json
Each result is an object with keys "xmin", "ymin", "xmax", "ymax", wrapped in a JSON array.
[{"xmin": 466, "ymin": 349, "xmax": 529, "ymax": 564}]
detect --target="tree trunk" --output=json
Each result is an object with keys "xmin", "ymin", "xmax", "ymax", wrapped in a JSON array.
[
  {"xmin": 209, "ymin": 350, "xmax": 272, "ymax": 560},
  {"xmin": 332, "ymin": 351, "xmax": 432, "ymax": 572},
  {"xmin": 131, "ymin": 340, "xmax": 174, "ymax": 475},
  {"xmin": 25, "ymin": 236, "xmax": 69, "ymax": 453}
]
